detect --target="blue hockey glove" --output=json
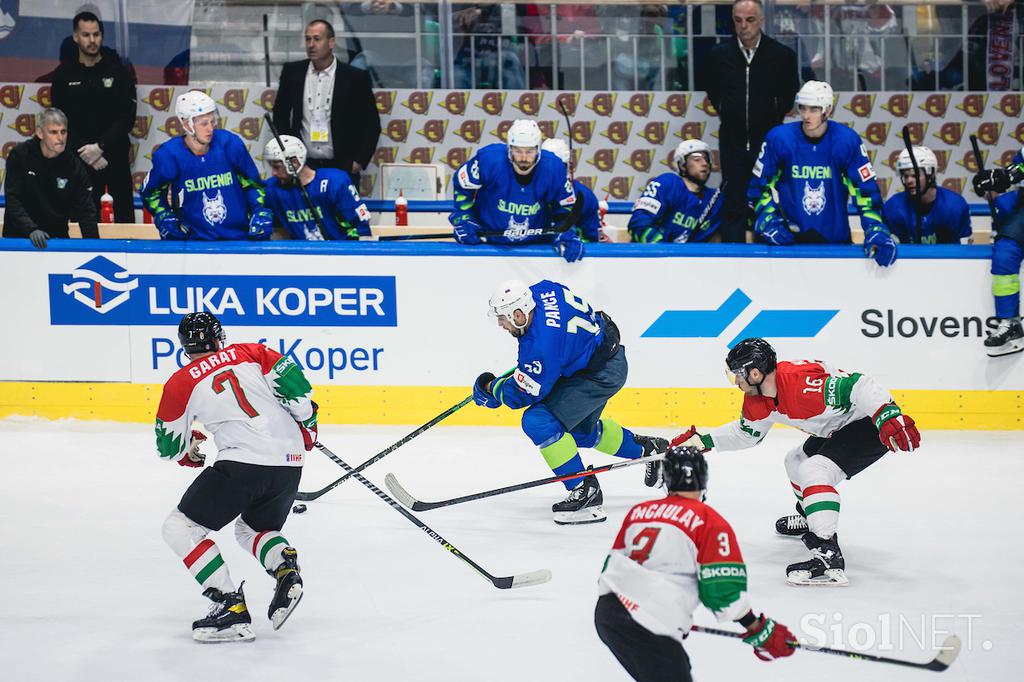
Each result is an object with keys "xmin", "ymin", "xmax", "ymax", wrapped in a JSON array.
[
  {"xmin": 864, "ymin": 229, "xmax": 898, "ymax": 267},
  {"xmin": 452, "ymin": 220, "xmax": 482, "ymax": 245},
  {"xmin": 554, "ymin": 230, "xmax": 584, "ymax": 262},
  {"xmin": 156, "ymin": 213, "xmax": 188, "ymax": 240},
  {"xmin": 248, "ymin": 208, "xmax": 274, "ymax": 240},
  {"xmin": 754, "ymin": 213, "xmax": 794, "ymax": 246},
  {"xmin": 473, "ymin": 372, "xmax": 501, "ymax": 409}
]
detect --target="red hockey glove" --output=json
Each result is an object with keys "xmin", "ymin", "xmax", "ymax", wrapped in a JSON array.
[
  {"xmin": 297, "ymin": 401, "xmax": 319, "ymax": 451},
  {"xmin": 178, "ymin": 429, "xmax": 207, "ymax": 467},
  {"xmin": 743, "ymin": 614, "xmax": 796, "ymax": 661},
  {"xmin": 669, "ymin": 425, "xmax": 713, "ymax": 452},
  {"xmin": 873, "ymin": 403, "xmax": 921, "ymax": 452}
]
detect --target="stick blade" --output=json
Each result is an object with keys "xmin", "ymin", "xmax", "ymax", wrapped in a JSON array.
[
  {"xmin": 927, "ymin": 634, "xmax": 961, "ymax": 672},
  {"xmin": 293, "ymin": 490, "xmax": 317, "ymax": 502},
  {"xmin": 491, "ymin": 569, "xmax": 553, "ymax": 590},
  {"xmin": 384, "ymin": 473, "xmax": 420, "ymax": 510}
]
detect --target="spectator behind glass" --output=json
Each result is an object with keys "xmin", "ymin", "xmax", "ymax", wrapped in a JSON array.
[
  {"xmin": 334, "ymin": 2, "xmax": 437, "ymax": 88},
  {"xmin": 2, "ymin": 108, "xmax": 99, "ymax": 249},
  {"xmin": 944, "ymin": 0, "xmax": 1022, "ymax": 91},
  {"xmin": 51, "ymin": 11, "xmax": 138, "ymax": 223},
  {"xmin": 599, "ymin": 3, "xmax": 669, "ymax": 91},
  {"xmin": 452, "ymin": 3, "xmax": 526, "ymax": 89}
]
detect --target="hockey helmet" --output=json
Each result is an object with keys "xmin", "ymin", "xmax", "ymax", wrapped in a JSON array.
[
  {"xmin": 507, "ymin": 120, "xmax": 542, "ymax": 174},
  {"xmin": 662, "ymin": 445, "xmax": 709, "ymax": 493},
  {"xmin": 541, "ymin": 138, "xmax": 571, "ymax": 165},
  {"xmin": 795, "ymin": 80, "xmax": 834, "ymax": 116},
  {"xmin": 175, "ymin": 90, "xmax": 218, "ymax": 136},
  {"xmin": 896, "ymin": 146, "xmax": 938, "ymax": 174},
  {"xmin": 264, "ymin": 135, "xmax": 308, "ymax": 172},
  {"xmin": 178, "ymin": 312, "xmax": 226, "ymax": 356},
  {"xmin": 488, "ymin": 280, "xmax": 536, "ymax": 321},
  {"xmin": 726, "ymin": 337, "xmax": 777, "ymax": 382},
  {"xmin": 674, "ymin": 139, "xmax": 712, "ymax": 173}
]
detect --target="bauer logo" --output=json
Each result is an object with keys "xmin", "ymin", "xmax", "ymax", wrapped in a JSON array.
[{"xmin": 50, "ymin": 258, "xmax": 397, "ymax": 327}]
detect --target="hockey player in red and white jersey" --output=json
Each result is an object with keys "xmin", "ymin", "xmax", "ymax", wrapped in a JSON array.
[
  {"xmin": 596, "ymin": 446, "xmax": 796, "ymax": 682},
  {"xmin": 155, "ymin": 312, "xmax": 317, "ymax": 642},
  {"xmin": 673, "ymin": 338, "xmax": 921, "ymax": 586}
]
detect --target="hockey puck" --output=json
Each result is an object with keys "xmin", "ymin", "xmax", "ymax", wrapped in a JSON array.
[{"xmin": 292, "ymin": 503, "xmax": 307, "ymax": 514}]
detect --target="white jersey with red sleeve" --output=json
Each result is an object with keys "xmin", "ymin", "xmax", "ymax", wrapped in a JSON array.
[
  {"xmin": 155, "ymin": 343, "xmax": 315, "ymax": 468},
  {"xmin": 597, "ymin": 495, "xmax": 751, "ymax": 643},
  {"xmin": 709, "ymin": 360, "xmax": 894, "ymax": 451}
]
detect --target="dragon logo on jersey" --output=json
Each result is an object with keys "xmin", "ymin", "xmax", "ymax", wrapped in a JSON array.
[
  {"xmin": 202, "ymin": 191, "xmax": 228, "ymax": 224},
  {"xmin": 802, "ymin": 182, "xmax": 826, "ymax": 216},
  {"xmin": 57, "ymin": 256, "xmax": 139, "ymax": 315}
]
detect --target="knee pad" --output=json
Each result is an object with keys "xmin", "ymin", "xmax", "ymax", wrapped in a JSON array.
[
  {"xmin": 797, "ymin": 455, "xmax": 846, "ymax": 490},
  {"xmin": 992, "ymin": 237, "xmax": 1024, "ymax": 276},
  {"xmin": 162, "ymin": 509, "xmax": 211, "ymax": 558},
  {"xmin": 783, "ymin": 445, "xmax": 808, "ymax": 484},
  {"xmin": 522, "ymin": 404, "xmax": 563, "ymax": 447},
  {"xmin": 234, "ymin": 517, "xmax": 259, "ymax": 554}
]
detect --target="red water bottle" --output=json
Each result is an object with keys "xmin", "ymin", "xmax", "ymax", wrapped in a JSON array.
[
  {"xmin": 395, "ymin": 190, "xmax": 408, "ymax": 226},
  {"xmin": 599, "ymin": 194, "xmax": 609, "ymax": 227},
  {"xmin": 100, "ymin": 186, "xmax": 114, "ymax": 223}
]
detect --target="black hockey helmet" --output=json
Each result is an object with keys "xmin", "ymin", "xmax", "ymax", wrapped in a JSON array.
[
  {"xmin": 178, "ymin": 312, "xmax": 225, "ymax": 356},
  {"xmin": 726, "ymin": 337, "xmax": 777, "ymax": 382},
  {"xmin": 662, "ymin": 445, "xmax": 709, "ymax": 493}
]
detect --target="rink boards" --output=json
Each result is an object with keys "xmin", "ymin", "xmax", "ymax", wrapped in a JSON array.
[{"xmin": 0, "ymin": 240, "xmax": 1020, "ymax": 429}]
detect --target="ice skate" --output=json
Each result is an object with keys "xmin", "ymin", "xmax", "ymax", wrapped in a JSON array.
[
  {"xmin": 776, "ymin": 502, "xmax": 808, "ymax": 537},
  {"xmin": 635, "ymin": 434, "xmax": 669, "ymax": 487},
  {"xmin": 192, "ymin": 582, "xmax": 255, "ymax": 643},
  {"xmin": 552, "ymin": 467, "xmax": 606, "ymax": 525},
  {"xmin": 268, "ymin": 546, "xmax": 303, "ymax": 630},
  {"xmin": 786, "ymin": 533, "xmax": 848, "ymax": 586},
  {"xmin": 985, "ymin": 318, "xmax": 1024, "ymax": 357}
]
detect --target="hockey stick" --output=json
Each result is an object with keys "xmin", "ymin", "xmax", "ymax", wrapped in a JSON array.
[
  {"xmin": 263, "ymin": 112, "xmax": 328, "ymax": 240},
  {"xmin": 900, "ymin": 126, "xmax": 923, "ymax": 243},
  {"xmin": 384, "ymin": 453, "xmax": 666, "ymax": 512},
  {"xmin": 691, "ymin": 625, "xmax": 961, "ymax": 672},
  {"xmin": 367, "ymin": 229, "xmax": 562, "ymax": 242},
  {"xmin": 314, "ymin": 442, "xmax": 551, "ymax": 590},
  {"xmin": 295, "ymin": 368, "xmax": 515, "ymax": 502},
  {"xmin": 970, "ymin": 134, "xmax": 1001, "ymax": 232},
  {"xmin": 262, "ymin": 14, "xmax": 271, "ymax": 87},
  {"xmin": 557, "ymin": 97, "xmax": 574, "ymax": 182}
]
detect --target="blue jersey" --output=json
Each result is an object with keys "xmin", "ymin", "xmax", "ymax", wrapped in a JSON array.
[
  {"xmin": 883, "ymin": 187, "xmax": 971, "ymax": 244},
  {"xmin": 749, "ymin": 121, "xmax": 887, "ymax": 244},
  {"xmin": 450, "ymin": 145, "xmax": 575, "ymax": 244},
  {"xmin": 572, "ymin": 180, "xmax": 601, "ymax": 242},
  {"xmin": 491, "ymin": 280, "xmax": 605, "ymax": 410},
  {"xmin": 628, "ymin": 172, "xmax": 722, "ymax": 243},
  {"xmin": 141, "ymin": 129, "xmax": 266, "ymax": 240},
  {"xmin": 265, "ymin": 168, "xmax": 371, "ymax": 240}
]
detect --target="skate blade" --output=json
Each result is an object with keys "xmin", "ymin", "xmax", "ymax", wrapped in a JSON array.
[
  {"xmin": 986, "ymin": 341, "xmax": 1024, "ymax": 357},
  {"xmin": 193, "ymin": 623, "xmax": 255, "ymax": 643},
  {"xmin": 786, "ymin": 569, "xmax": 849, "ymax": 587},
  {"xmin": 553, "ymin": 506, "xmax": 607, "ymax": 526},
  {"xmin": 776, "ymin": 530, "xmax": 808, "ymax": 538},
  {"xmin": 270, "ymin": 586, "xmax": 303, "ymax": 631}
]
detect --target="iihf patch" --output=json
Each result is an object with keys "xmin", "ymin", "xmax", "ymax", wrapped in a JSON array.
[
  {"xmin": 286, "ymin": 453, "xmax": 303, "ymax": 463},
  {"xmin": 858, "ymin": 163, "xmax": 875, "ymax": 182}
]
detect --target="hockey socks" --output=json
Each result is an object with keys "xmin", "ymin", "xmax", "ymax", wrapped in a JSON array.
[
  {"xmin": 540, "ymin": 433, "xmax": 587, "ymax": 491},
  {"xmin": 183, "ymin": 539, "xmax": 236, "ymax": 593},
  {"xmin": 252, "ymin": 531, "xmax": 291, "ymax": 573},
  {"xmin": 594, "ymin": 419, "xmax": 642, "ymax": 460},
  {"xmin": 801, "ymin": 485, "xmax": 841, "ymax": 538}
]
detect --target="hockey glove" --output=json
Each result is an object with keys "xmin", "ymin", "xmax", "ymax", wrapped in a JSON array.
[
  {"xmin": 743, "ymin": 615, "xmax": 796, "ymax": 661},
  {"xmin": 669, "ymin": 425, "xmax": 713, "ymax": 452},
  {"xmin": 473, "ymin": 372, "xmax": 501, "ymax": 409},
  {"xmin": 754, "ymin": 213, "xmax": 794, "ymax": 246},
  {"xmin": 554, "ymin": 229, "xmax": 585, "ymax": 263},
  {"xmin": 863, "ymin": 229, "xmax": 897, "ymax": 267},
  {"xmin": 248, "ymin": 208, "xmax": 275, "ymax": 240},
  {"xmin": 452, "ymin": 220, "xmax": 482, "ymax": 245},
  {"xmin": 297, "ymin": 400, "xmax": 319, "ymax": 451},
  {"xmin": 179, "ymin": 429, "xmax": 207, "ymax": 468},
  {"xmin": 156, "ymin": 213, "xmax": 189, "ymax": 240},
  {"xmin": 873, "ymin": 403, "xmax": 920, "ymax": 452},
  {"xmin": 28, "ymin": 229, "xmax": 49, "ymax": 249},
  {"xmin": 973, "ymin": 168, "xmax": 1013, "ymax": 196}
]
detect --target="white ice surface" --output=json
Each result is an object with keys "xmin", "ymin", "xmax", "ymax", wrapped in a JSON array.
[{"xmin": 1, "ymin": 419, "xmax": 1020, "ymax": 681}]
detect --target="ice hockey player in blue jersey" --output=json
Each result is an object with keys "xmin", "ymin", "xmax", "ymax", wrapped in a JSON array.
[
  {"xmin": 748, "ymin": 80, "xmax": 897, "ymax": 266},
  {"xmin": 540, "ymin": 138, "xmax": 601, "ymax": 243},
  {"xmin": 472, "ymin": 280, "xmax": 668, "ymax": 525},
  {"xmin": 141, "ymin": 91, "xmax": 273, "ymax": 241},
  {"xmin": 628, "ymin": 139, "xmax": 723, "ymax": 243},
  {"xmin": 263, "ymin": 135, "xmax": 371, "ymax": 240},
  {"xmin": 974, "ymin": 146, "xmax": 1024, "ymax": 356},
  {"xmin": 883, "ymin": 145, "xmax": 972, "ymax": 244},
  {"xmin": 449, "ymin": 120, "xmax": 583, "ymax": 262}
]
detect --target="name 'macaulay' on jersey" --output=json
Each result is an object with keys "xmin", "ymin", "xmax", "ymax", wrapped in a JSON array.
[
  {"xmin": 155, "ymin": 343, "xmax": 315, "ymax": 467},
  {"xmin": 598, "ymin": 495, "xmax": 751, "ymax": 643},
  {"xmin": 710, "ymin": 360, "xmax": 894, "ymax": 450}
]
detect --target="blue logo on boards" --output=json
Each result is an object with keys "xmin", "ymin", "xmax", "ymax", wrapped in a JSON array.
[
  {"xmin": 49, "ymin": 256, "xmax": 398, "ymax": 327},
  {"xmin": 642, "ymin": 289, "xmax": 838, "ymax": 348}
]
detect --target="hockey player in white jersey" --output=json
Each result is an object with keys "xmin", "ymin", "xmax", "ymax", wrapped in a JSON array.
[
  {"xmin": 673, "ymin": 338, "xmax": 921, "ymax": 586},
  {"xmin": 596, "ymin": 446, "xmax": 795, "ymax": 682},
  {"xmin": 155, "ymin": 312, "xmax": 317, "ymax": 642}
]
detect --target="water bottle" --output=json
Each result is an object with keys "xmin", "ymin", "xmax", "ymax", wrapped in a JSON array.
[
  {"xmin": 395, "ymin": 190, "xmax": 408, "ymax": 226},
  {"xmin": 100, "ymin": 186, "xmax": 114, "ymax": 223}
]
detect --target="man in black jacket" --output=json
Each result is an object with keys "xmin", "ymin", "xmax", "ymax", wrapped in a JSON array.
[
  {"xmin": 272, "ymin": 19, "xmax": 381, "ymax": 188},
  {"xmin": 703, "ymin": 0, "xmax": 799, "ymax": 243},
  {"xmin": 3, "ymin": 108, "xmax": 99, "ymax": 249},
  {"xmin": 51, "ymin": 11, "xmax": 137, "ymax": 223}
]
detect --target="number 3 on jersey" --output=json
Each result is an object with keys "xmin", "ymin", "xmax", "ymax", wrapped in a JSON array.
[{"xmin": 213, "ymin": 369, "xmax": 259, "ymax": 417}]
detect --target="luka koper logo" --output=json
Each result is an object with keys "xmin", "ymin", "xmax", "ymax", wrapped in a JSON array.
[
  {"xmin": 843, "ymin": 94, "xmax": 875, "ymax": 118},
  {"xmin": 660, "ymin": 93, "xmax": 690, "ymax": 117},
  {"xmin": 143, "ymin": 87, "xmax": 174, "ymax": 111},
  {"xmin": 604, "ymin": 177, "xmax": 634, "ymax": 200},
  {"xmin": 957, "ymin": 94, "xmax": 987, "ymax": 118},
  {"xmin": 375, "ymin": 91, "xmax": 396, "ymax": 115},
  {"xmin": 10, "ymin": 113, "xmax": 35, "ymax": 137},
  {"xmin": 626, "ymin": 149, "xmax": 654, "ymax": 173},
  {"xmin": 402, "ymin": 91, "xmax": 432, "ymax": 115},
  {"xmin": 444, "ymin": 148, "xmax": 471, "ymax": 170},
  {"xmin": 935, "ymin": 121, "xmax": 965, "ymax": 146},
  {"xmin": 995, "ymin": 94, "xmax": 1023, "ymax": 118},
  {"xmin": 218, "ymin": 89, "xmax": 247, "ymax": 113},
  {"xmin": 976, "ymin": 122, "xmax": 1003, "ymax": 146},
  {"xmin": 638, "ymin": 121, "xmax": 668, "ymax": 145},
  {"xmin": 373, "ymin": 147, "xmax": 398, "ymax": 165},
  {"xmin": 921, "ymin": 94, "xmax": 950, "ymax": 118},
  {"xmin": 476, "ymin": 92, "xmax": 506, "ymax": 116},
  {"xmin": 552, "ymin": 93, "xmax": 579, "ymax": 116},
  {"xmin": 587, "ymin": 93, "xmax": 616, "ymax": 117},
  {"xmin": 624, "ymin": 93, "xmax": 653, "ymax": 117},
  {"xmin": 385, "ymin": 119, "xmax": 411, "ymax": 143},
  {"xmin": 588, "ymin": 149, "xmax": 618, "ymax": 173},
  {"xmin": 403, "ymin": 148, "xmax": 434, "ymax": 164},
  {"xmin": 256, "ymin": 89, "xmax": 276, "ymax": 112},
  {"xmin": 418, "ymin": 119, "xmax": 447, "ymax": 143},
  {"xmin": 441, "ymin": 91, "xmax": 468, "ymax": 115},
  {"xmin": 602, "ymin": 121, "xmax": 632, "ymax": 145},
  {"xmin": 881, "ymin": 94, "xmax": 911, "ymax": 117},
  {"xmin": 0, "ymin": 84, "xmax": 23, "ymax": 108},
  {"xmin": 513, "ymin": 92, "xmax": 543, "ymax": 116},
  {"xmin": 863, "ymin": 122, "xmax": 891, "ymax": 146},
  {"xmin": 676, "ymin": 121, "xmax": 705, "ymax": 141},
  {"xmin": 454, "ymin": 120, "xmax": 484, "ymax": 144},
  {"xmin": 31, "ymin": 85, "xmax": 52, "ymax": 108},
  {"xmin": 571, "ymin": 121, "xmax": 596, "ymax": 145},
  {"xmin": 233, "ymin": 117, "xmax": 262, "ymax": 141}
]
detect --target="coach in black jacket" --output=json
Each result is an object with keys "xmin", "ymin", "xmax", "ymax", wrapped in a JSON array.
[
  {"xmin": 703, "ymin": 0, "xmax": 799, "ymax": 242},
  {"xmin": 272, "ymin": 19, "xmax": 381, "ymax": 186}
]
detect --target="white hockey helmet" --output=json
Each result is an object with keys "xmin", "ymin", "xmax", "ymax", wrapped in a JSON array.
[
  {"xmin": 488, "ymin": 280, "xmax": 536, "ymax": 321},
  {"xmin": 896, "ymin": 145, "xmax": 938, "ymax": 174},
  {"xmin": 795, "ymin": 80, "xmax": 835, "ymax": 115},
  {"xmin": 541, "ymin": 138, "xmax": 570, "ymax": 165},
  {"xmin": 175, "ymin": 90, "xmax": 218, "ymax": 136},
  {"xmin": 507, "ymin": 119, "xmax": 542, "ymax": 149},
  {"xmin": 264, "ymin": 135, "xmax": 308, "ymax": 171},
  {"xmin": 674, "ymin": 139, "xmax": 712, "ymax": 171}
]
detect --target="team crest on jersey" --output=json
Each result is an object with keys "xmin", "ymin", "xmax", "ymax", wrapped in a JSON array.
[
  {"xmin": 504, "ymin": 214, "xmax": 533, "ymax": 239},
  {"xmin": 202, "ymin": 190, "xmax": 228, "ymax": 224},
  {"xmin": 802, "ymin": 182, "xmax": 826, "ymax": 215}
]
